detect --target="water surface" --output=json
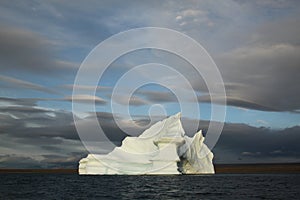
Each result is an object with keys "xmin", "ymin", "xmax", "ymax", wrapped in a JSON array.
[{"xmin": 0, "ymin": 174, "xmax": 299, "ymax": 199}]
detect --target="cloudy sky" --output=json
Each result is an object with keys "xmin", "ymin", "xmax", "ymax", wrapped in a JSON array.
[{"xmin": 0, "ymin": 0, "xmax": 300, "ymax": 168}]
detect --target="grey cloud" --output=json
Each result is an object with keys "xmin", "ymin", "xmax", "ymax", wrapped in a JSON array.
[
  {"xmin": 199, "ymin": 12, "xmax": 300, "ymax": 112},
  {"xmin": 197, "ymin": 94, "xmax": 279, "ymax": 112},
  {"xmin": 0, "ymin": 0, "xmax": 155, "ymax": 50},
  {"xmin": 217, "ymin": 42, "xmax": 300, "ymax": 112},
  {"xmin": 109, "ymin": 90, "xmax": 181, "ymax": 107},
  {"xmin": 1, "ymin": 95, "xmax": 107, "ymax": 107},
  {"xmin": 0, "ymin": 25, "xmax": 76, "ymax": 74},
  {"xmin": 0, "ymin": 97, "xmax": 37, "ymax": 106},
  {"xmin": 14, "ymin": 137, "xmax": 65, "ymax": 146},
  {"xmin": 138, "ymin": 90, "xmax": 178, "ymax": 103},
  {"xmin": 234, "ymin": 0, "xmax": 300, "ymax": 10},
  {"xmin": 0, "ymin": 105, "xmax": 54, "ymax": 113},
  {"xmin": 112, "ymin": 95, "xmax": 149, "ymax": 106},
  {"xmin": 40, "ymin": 145, "xmax": 61, "ymax": 151},
  {"xmin": 254, "ymin": 18, "xmax": 300, "ymax": 46}
]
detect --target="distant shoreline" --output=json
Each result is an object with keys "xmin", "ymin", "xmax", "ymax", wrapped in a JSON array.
[
  {"xmin": 214, "ymin": 163, "xmax": 300, "ymax": 174},
  {"xmin": 1, "ymin": 163, "xmax": 300, "ymax": 174}
]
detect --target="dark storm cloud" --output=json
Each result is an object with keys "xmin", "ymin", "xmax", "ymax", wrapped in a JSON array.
[
  {"xmin": 0, "ymin": 153, "xmax": 87, "ymax": 169},
  {"xmin": 84, "ymin": 112, "xmax": 129, "ymax": 143},
  {"xmin": 0, "ymin": 108, "xmax": 129, "ymax": 168},
  {"xmin": 214, "ymin": 124, "xmax": 300, "ymax": 163},
  {"xmin": 0, "ymin": 105, "xmax": 128, "ymax": 148},
  {"xmin": 0, "ymin": 104, "xmax": 88, "ymax": 168},
  {"xmin": 1, "ymin": 111, "xmax": 300, "ymax": 168},
  {"xmin": 0, "ymin": 154, "xmax": 42, "ymax": 169},
  {"xmin": 0, "ymin": 104, "xmax": 78, "ymax": 140},
  {"xmin": 179, "ymin": 116, "xmax": 300, "ymax": 163},
  {"xmin": 0, "ymin": 25, "xmax": 75, "ymax": 74},
  {"xmin": 40, "ymin": 154, "xmax": 86, "ymax": 168}
]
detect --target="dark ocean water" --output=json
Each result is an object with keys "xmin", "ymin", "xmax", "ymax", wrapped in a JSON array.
[{"xmin": 0, "ymin": 174, "xmax": 299, "ymax": 200}]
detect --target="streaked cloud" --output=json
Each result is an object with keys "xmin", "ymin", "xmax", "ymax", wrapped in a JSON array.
[
  {"xmin": 63, "ymin": 94, "xmax": 107, "ymax": 105},
  {"xmin": 0, "ymin": 75, "xmax": 58, "ymax": 94},
  {"xmin": 60, "ymin": 84, "xmax": 111, "ymax": 92}
]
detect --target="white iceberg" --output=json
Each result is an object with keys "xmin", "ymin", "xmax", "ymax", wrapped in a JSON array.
[{"xmin": 79, "ymin": 113, "xmax": 215, "ymax": 175}]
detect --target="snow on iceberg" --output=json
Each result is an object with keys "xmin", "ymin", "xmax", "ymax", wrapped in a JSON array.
[{"xmin": 79, "ymin": 113, "xmax": 215, "ymax": 175}]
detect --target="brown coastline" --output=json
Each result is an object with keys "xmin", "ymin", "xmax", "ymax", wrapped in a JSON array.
[
  {"xmin": 0, "ymin": 163, "xmax": 300, "ymax": 174},
  {"xmin": 0, "ymin": 169, "xmax": 78, "ymax": 174},
  {"xmin": 214, "ymin": 163, "xmax": 300, "ymax": 174}
]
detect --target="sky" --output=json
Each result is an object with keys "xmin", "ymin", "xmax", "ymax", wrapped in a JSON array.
[{"xmin": 0, "ymin": 0, "xmax": 300, "ymax": 168}]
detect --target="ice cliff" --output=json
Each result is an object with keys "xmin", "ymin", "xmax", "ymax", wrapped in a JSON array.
[{"xmin": 79, "ymin": 113, "xmax": 215, "ymax": 175}]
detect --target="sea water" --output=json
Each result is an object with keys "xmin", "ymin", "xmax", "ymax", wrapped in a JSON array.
[{"xmin": 0, "ymin": 174, "xmax": 299, "ymax": 199}]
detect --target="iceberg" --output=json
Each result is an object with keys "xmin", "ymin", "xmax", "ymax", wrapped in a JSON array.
[{"xmin": 79, "ymin": 113, "xmax": 215, "ymax": 175}]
